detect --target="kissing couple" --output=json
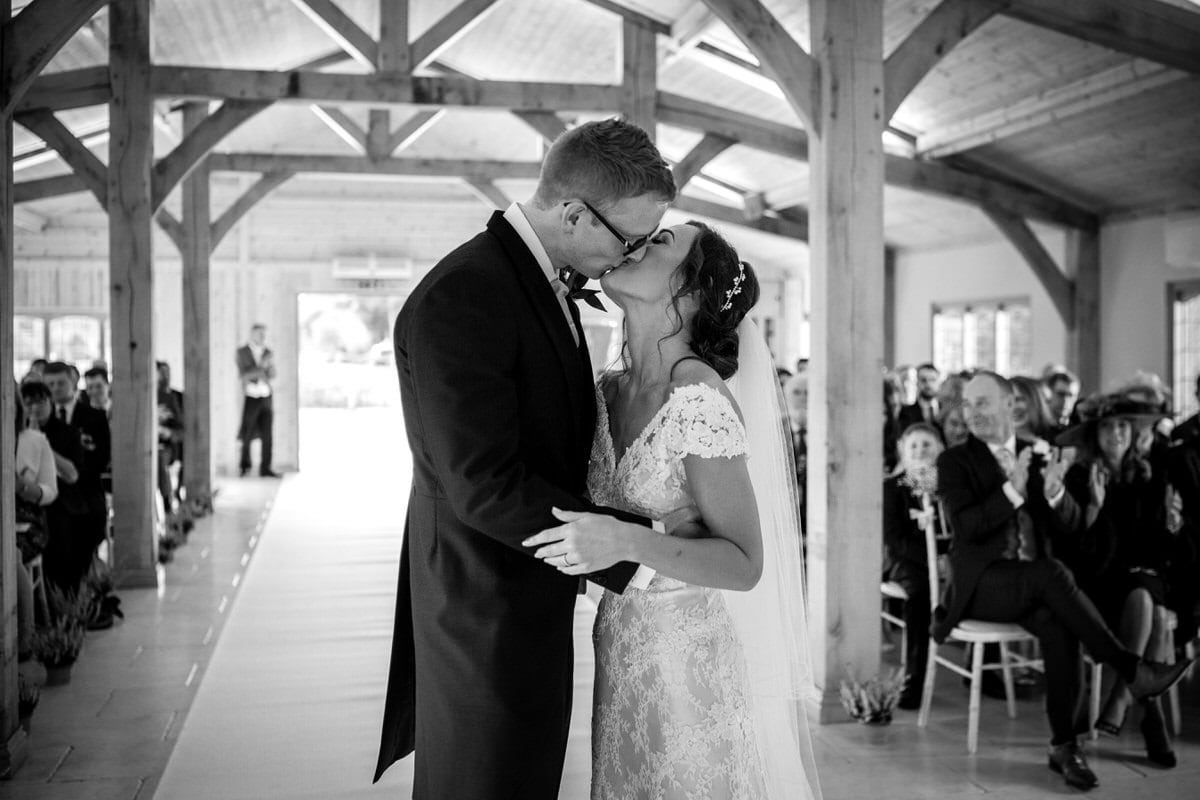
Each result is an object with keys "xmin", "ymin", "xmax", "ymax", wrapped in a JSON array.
[{"xmin": 374, "ymin": 118, "xmax": 821, "ymax": 800}]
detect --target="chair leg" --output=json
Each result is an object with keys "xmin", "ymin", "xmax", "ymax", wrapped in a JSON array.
[
  {"xmin": 900, "ymin": 622, "xmax": 908, "ymax": 671},
  {"xmin": 999, "ymin": 642, "xmax": 1018, "ymax": 719},
  {"xmin": 1089, "ymin": 661, "xmax": 1103, "ymax": 741},
  {"xmin": 1164, "ymin": 645, "xmax": 1182, "ymax": 737},
  {"xmin": 968, "ymin": 642, "xmax": 984, "ymax": 754},
  {"xmin": 918, "ymin": 640, "xmax": 939, "ymax": 728}
]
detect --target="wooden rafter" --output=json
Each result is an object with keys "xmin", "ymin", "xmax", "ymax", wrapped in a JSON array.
[
  {"xmin": 378, "ymin": 0, "xmax": 409, "ymax": 73},
  {"xmin": 674, "ymin": 194, "xmax": 807, "ymax": 241},
  {"xmin": 310, "ymin": 104, "xmax": 368, "ymax": 153},
  {"xmin": 1, "ymin": 0, "xmax": 109, "ymax": 118},
  {"xmin": 151, "ymin": 66, "xmax": 624, "ymax": 111},
  {"xmin": 582, "ymin": 0, "xmax": 671, "ymax": 35},
  {"xmin": 211, "ymin": 171, "xmax": 294, "ymax": 248},
  {"xmin": 657, "ymin": 91, "xmax": 808, "ymax": 161},
  {"xmin": 155, "ymin": 208, "xmax": 184, "ymax": 250},
  {"xmin": 462, "ymin": 177, "xmax": 510, "ymax": 209},
  {"xmin": 152, "ymin": 99, "xmax": 271, "ymax": 210},
  {"xmin": 917, "ymin": 60, "xmax": 1183, "ymax": 157},
  {"xmin": 289, "ymin": 0, "xmax": 377, "ymax": 69},
  {"xmin": 207, "ymin": 152, "xmax": 542, "ymax": 181},
  {"xmin": 411, "ymin": 0, "xmax": 501, "ymax": 68},
  {"xmin": 513, "ymin": 110, "xmax": 569, "ymax": 142},
  {"xmin": 884, "ymin": 0, "xmax": 1004, "ymax": 120},
  {"xmin": 672, "ymin": 133, "xmax": 736, "ymax": 188},
  {"xmin": 621, "ymin": 19, "xmax": 657, "ymax": 134},
  {"xmin": 387, "ymin": 108, "xmax": 443, "ymax": 155},
  {"xmin": 982, "ymin": 205, "xmax": 1075, "ymax": 326},
  {"xmin": 1005, "ymin": 0, "xmax": 1200, "ymax": 76},
  {"xmin": 698, "ymin": 0, "xmax": 815, "ymax": 130},
  {"xmin": 15, "ymin": 109, "xmax": 107, "ymax": 204},
  {"xmin": 950, "ymin": 152, "xmax": 1103, "ymax": 215},
  {"xmin": 367, "ymin": 108, "xmax": 391, "ymax": 158},
  {"xmin": 14, "ymin": 65, "xmax": 110, "ymax": 114},
  {"xmin": 13, "ymin": 173, "xmax": 86, "ymax": 203}
]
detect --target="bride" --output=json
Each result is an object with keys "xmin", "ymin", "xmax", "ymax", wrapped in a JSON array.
[{"xmin": 525, "ymin": 221, "xmax": 821, "ymax": 800}]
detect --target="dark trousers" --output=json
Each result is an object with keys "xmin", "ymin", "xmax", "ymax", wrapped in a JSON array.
[
  {"xmin": 965, "ymin": 558, "xmax": 1135, "ymax": 744},
  {"xmin": 238, "ymin": 395, "xmax": 273, "ymax": 472},
  {"xmin": 44, "ymin": 506, "xmax": 107, "ymax": 595},
  {"xmin": 887, "ymin": 562, "xmax": 930, "ymax": 698}
]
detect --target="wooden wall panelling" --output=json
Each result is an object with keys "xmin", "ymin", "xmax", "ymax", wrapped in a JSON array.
[{"xmin": 108, "ymin": 0, "xmax": 158, "ymax": 588}]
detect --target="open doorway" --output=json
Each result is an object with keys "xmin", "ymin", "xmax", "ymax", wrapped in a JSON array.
[{"xmin": 296, "ymin": 293, "xmax": 407, "ymax": 473}]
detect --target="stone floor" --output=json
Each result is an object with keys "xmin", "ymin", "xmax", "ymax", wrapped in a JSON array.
[{"xmin": 4, "ymin": 408, "xmax": 1198, "ymax": 799}]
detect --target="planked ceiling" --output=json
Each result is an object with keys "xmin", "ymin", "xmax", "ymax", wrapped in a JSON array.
[{"xmin": 11, "ymin": 0, "xmax": 1200, "ymax": 264}]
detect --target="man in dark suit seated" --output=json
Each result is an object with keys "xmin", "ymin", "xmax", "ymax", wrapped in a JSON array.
[{"xmin": 934, "ymin": 371, "xmax": 1192, "ymax": 791}]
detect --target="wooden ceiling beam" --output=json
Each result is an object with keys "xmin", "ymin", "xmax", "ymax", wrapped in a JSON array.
[
  {"xmin": 672, "ymin": 133, "xmax": 736, "ymax": 188},
  {"xmin": 657, "ymin": 91, "xmax": 808, "ymax": 160},
  {"xmin": 513, "ymin": 110, "xmax": 569, "ymax": 142},
  {"xmin": 1004, "ymin": 0, "xmax": 1200, "ymax": 76},
  {"xmin": 918, "ymin": 60, "xmax": 1183, "ymax": 158},
  {"xmin": 949, "ymin": 151, "xmax": 1103, "ymax": 215},
  {"xmin": 13, "ymin": 173, "xmax": 86, "ymax": 203},
  {"xmin": 982, "ymin": 204, "xmax": 1074, "ymax": 326},
  {"xmin": 207, "ymin": 152, "xmax": 542, "ymax": 180},
  {"xmin": 1, "ymin": 0, "xmax": 109, "ymax": 117},
  {"xmin": 15, "ymin": 108, "xmax": 107, "ymax": 205},
  {"xmin": 211, "ymin": 171, "xmax": 295, "ymax": 248},
  {"xmin": 386, "ymin": 108, "xmax": 443, "ymax": 155},
  {"xmin": 581, "ymin": 0, "xmax": 671, "ymax": 36},
  {"xmin": 155, "ymin": 208, "xmax": 184, "ymax": 251},
  {"xmin": 411, "ymin": 0, "xmax": 501, "ymax": 69},
  {"xmin": 673, "ymin": 194, "xmax": 807, "ymax": 241},
  {"xmin": 310, "ymin": 104, "xmax": 369, "ymax": 153},
  {"xmin": 289, "ymin": 0, "xmax": 378, "ymax": 70},
  {"xmin": 14, "ymin": 65, "xmax": 111, "ymax": 113},
  {"xmin": 153, "ymin": 99, "xmax": 271, "ymax": 210},
  {"xmin": 378, "ymin": 0, "xmax": 409, "ymax": 73},
  {"xmin": 462, "ymin": 177, "xmax": 511, "ymax": 209},
  {"xmin": 151, "ymin": 66, "xmax": 624, "ymax": 111},
  {"xmin": 621, "ymin": 19, "xmax": 658, "ymax": 134},
  {"xmin": 884, "ymin": 0, "xmax": 1004, "ymax": 121},
  {"xmin": 698, "ymin": 0, "xmax": 815, "ymax": 130}
]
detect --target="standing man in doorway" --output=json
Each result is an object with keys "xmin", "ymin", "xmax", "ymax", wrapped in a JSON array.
[{"xmin": 236, "ymin": 323, "xmax": 278, "ymax": 478}]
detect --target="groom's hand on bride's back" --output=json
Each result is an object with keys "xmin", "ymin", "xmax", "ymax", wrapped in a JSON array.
[{"xmin": 662, "ymin": 504, "xmax": 707, "ymax": 540}]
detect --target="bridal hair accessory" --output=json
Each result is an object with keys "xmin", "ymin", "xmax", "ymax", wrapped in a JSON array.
[{"xmin": 719, "ymin": 261, "xmax": 746, "ymax": 313}]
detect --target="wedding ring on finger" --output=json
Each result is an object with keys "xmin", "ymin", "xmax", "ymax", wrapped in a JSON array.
[{"xmin": 560, "ymin": 554, "xmax": 574, "ymax": 567}]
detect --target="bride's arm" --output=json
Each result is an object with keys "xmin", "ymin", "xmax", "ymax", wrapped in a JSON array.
[{"xmin": 526, "ymin": 455, "xmax": 762, "ymax": 591}]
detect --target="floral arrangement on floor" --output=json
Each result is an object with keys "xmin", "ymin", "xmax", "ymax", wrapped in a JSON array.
[
  {"xmin": 33, "ymin": 588, "xmax": 90, "ymax": 668},
  {"xmin": 839, "ymin": 668, "xmax": 906, "ymax": 725}
]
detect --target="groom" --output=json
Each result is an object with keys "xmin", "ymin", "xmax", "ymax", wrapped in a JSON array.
[{"xmin": 374, "ymin": 119, "xmax": 677, "ymax": 798}]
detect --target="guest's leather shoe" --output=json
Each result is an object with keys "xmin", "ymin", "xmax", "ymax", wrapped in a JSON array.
[
  {"xmin": 239, "ymin": 466, "xmax": 250, "ymax": 477},
  {"xmin": 1128, "ymin": 658, "xmax": 1193, "ymax": 701},
  {"xmin": 1048, "ymin": 741, "xmax": 1098, "ymax": 790},
  {"xmin": 259, "ymin": 469, "xmax": 281, "ymax": 478}
]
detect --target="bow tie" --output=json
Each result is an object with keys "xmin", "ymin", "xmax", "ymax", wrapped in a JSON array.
[{"xmin": 558, "ymin": 267, "xmax": 605, "ymax": 311}]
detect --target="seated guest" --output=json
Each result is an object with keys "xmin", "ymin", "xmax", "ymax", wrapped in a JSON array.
[
  {"xmin": 938, "ymin": 401, "xmax": 970, "ymax": 449},
  {"xmin": 884, "ymin": 375, "xmax": 906, "ymax": 473},
  {"xmin": 42, "ymin": 361, "xmax": 110, "ymax": 593},
  {"xmin": 1012, "ymin": 375, "xmax": 1059, "ymax": 441},
  {"xmin": 883, "ymin": 422, "xmax": 944, "ymax": 709},
  {"xmin": 935, "ymin": 371, "xmax": 1192, "ymax": 791},
  {"xmin": 14, "ymin": 383, "xmax": 59, "ymax": 660},
  {"xmin": 84, "ymin": 366, "xmax": 111, "ymax": 418},
  {"xmin": 1166, "ymin": 375, "xmax": 1200, "ymax": 643},
  {"xmin": 156, "ymin": 360, "xmax": 184, "ymax": 513},
  {"xmin": 898, "ymin": 362, "xmax": 942, "ymax": 433},
  {"xmin": 1045, "ymin": 368, "xmax": 1082, "ymax": 429},
  {"xmin": 1054, "ymin": 393, "xmax": 1179, "ymax": 766}
]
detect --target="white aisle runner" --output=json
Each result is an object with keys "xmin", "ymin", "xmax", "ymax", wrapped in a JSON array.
[{"xmin": 154, "ymin": 408, "xmax": 597, "ymax": 799}]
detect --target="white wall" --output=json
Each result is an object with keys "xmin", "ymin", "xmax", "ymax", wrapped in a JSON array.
[{"xmin": 893, "ymin": 234, "xmax": 1068, "ymax": 376}]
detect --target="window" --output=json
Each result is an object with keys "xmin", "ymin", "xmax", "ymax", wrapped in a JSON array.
[
  {"xmin": 12, "ymin": 313, "xmax": 108, "ymax": 381},
  {"xmin": 932, "ymin": 298, "xmax": 1032, "ymax": 376},
  {"xmin": 1171, "ymin": 280, "xmax": 1200, "ymax": 421}
]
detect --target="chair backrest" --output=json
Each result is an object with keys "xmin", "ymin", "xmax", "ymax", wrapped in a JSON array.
[{"xmin": 923, "ymin": 495, "xmax": 953, "ymax": 615}]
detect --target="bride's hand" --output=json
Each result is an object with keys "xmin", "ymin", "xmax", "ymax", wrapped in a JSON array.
[{"xmin": 522, "ymin": 507, "xmax": 634, "ymax": 575}]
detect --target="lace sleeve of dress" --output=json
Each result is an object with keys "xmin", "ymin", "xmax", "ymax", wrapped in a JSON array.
[{"xmin": 660, "ymin": 383, "xmax": 748, "ymax": 460}]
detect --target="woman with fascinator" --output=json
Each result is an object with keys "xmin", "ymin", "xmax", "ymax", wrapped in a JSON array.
[
  {"xmin": 1053, "ymin": 393, "xmax": 1179, "ymax": 765},
  {"xmin": 525, "ymin": 222, "xmax": 820, "ymax": 799}
]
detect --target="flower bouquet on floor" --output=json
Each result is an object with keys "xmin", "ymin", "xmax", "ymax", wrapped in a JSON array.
[
  {"xmin": 33, "ymin": 586, "xmax": 90, "ymax": 685},
  {"xmin": 18, "ymin": 672, "xmax": 40, "ymax": 732},
  {"xmin": 839, "ymin": 667, "xmax": 906, "ymax": 725}
]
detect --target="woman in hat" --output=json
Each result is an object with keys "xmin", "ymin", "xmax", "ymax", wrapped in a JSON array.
[{"xmin": 1053, "ymin": 393, "xmax": 1178, "ymax": 765}]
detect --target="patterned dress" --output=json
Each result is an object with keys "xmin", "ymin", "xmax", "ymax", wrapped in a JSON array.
[{"xmin": 588, "ymin": 383, "xmax": 767, "ymax": 800}]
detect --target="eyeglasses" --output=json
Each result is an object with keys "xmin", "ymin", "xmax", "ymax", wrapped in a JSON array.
[{"xmin": 569, "ymin": 200, "xmax": 653, "ymax": 256}]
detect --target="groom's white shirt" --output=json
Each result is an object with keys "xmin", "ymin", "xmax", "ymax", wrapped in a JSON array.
[{"xmin": 504, "ymin": 202, "xmax": 656, "ymax": 590}]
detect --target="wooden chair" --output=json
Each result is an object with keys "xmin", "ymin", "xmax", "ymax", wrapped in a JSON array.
[
  {"xmin": 916, "ymin": 506, "xmax": 1044, "ymax": 754},
  {"xmin": 881, "ymin": 580, "xmax": 908, "ymax": 668},
  {"xmin": 25, "ymin": 553, "xmax": 50, "ymax": 625},
  {"xmin": 1087, "ymin": 608, "xmax": 1182, "ymax": 739}
]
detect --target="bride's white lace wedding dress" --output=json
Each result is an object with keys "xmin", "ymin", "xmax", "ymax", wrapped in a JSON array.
[{"xmin": 587, "ymin": 381, "xmax": 767, "ymax": 800}]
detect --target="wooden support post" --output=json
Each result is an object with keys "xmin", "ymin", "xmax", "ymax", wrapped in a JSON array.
[
  {"xmin": 1067, "ymin": 227, "xmax": 1100, "ymax": 392},
  {"xmin": 181, "ymin": 102, "xmax": 214, "ymax": 509},
  {"xmin": 620, "ymin": 19, "xmax": 657, "ymax": 136},
  {"xmin": 2, "ymin": 2, "xmax": 32, "ymax": 772},
  {"xmin": 378, "ymin": 0, "xmax": 410, "ymax": 74},
  {"xmin": 108, "ymin": 0, "xmax": 158, "ymax": 588},
  {"xmin": 807, "ymin": 0, "xmax": 885, "ymax": 721},
  {"xmin": 884, "ymin": 246, "xmax": 896, "ymax": 368}
]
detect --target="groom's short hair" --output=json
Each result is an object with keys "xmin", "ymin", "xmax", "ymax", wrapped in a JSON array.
[{"xmin": 533, "ymin": 118, "xmax": 676, "ymax": 209}]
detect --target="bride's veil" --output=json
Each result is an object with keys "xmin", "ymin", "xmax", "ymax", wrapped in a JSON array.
[{"xmin": 723, "ymin": 317, "xmax": 823, "ymax": 800}]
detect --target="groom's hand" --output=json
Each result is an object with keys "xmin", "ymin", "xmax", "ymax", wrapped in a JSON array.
[
  {"xmin": 522, "ymin": 508, "xmax": 637, "ymax": 576},
  {"xmin": 662, "ymin": 504, "xmax": 706, "ymax": 540}
]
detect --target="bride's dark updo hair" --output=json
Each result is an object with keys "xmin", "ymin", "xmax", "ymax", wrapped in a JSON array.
[{"xmin": 667, "ymin": 221, "xmax": 760, "ymax": 379}]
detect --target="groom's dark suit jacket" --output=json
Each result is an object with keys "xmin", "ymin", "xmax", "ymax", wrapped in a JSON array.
[
  {"xmin": 932, "ymin": 434, "xmax": 1074, "ymax": 642},
  {"xmin": 375, "ymin": 212, "xmax": 639, "ymax": 797}
]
